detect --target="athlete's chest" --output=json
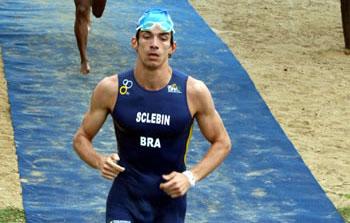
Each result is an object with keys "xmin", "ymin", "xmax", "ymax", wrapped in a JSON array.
[{"xmin": 114, "ymin": 91, "xmax": 191, "ymax": 137}]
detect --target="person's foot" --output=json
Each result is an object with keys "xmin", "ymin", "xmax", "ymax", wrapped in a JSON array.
[
  {"xmin": 80, "ymin": 61, "xmax": 90, "ymax": 75},
  {"xmin": 344, "ymin": 48, "xmax": 350, "ymax": 55}
]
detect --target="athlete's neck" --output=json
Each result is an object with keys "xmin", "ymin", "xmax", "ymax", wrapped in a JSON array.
[{"xmin": 134, "ymin": 64, "xmax": 172, "ymax": 91}]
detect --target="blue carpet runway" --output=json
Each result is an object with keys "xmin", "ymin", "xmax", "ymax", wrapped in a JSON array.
[{"xmin": 0, "ymin": 0, "xmax": 344, "ymax": 222}]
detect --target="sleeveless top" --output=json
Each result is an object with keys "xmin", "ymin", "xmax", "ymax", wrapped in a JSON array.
[{"xmin": 111, "ymin": 69, "xmax": 193, "ymax": 199}]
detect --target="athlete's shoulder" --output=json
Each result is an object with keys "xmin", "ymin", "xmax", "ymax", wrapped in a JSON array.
[
  {"xmin": 187, "ymin": 76, "xmax": 213, "ymax": 114},
  {"xmin": 187, "ymin": 76, "xmax": 210, "ymax": 97},
  {"xmin": 92, "ymin": 74, "xmax": 119, "ymax": 111},
  {"xmin": 95, "ymin": 74, "xmax": 118, "ymax": 95}
]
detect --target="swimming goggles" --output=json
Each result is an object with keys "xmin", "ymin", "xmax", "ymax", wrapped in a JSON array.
[{"xmin": 136, "ymin": 8, "xmax": 175, "ymax": 33}]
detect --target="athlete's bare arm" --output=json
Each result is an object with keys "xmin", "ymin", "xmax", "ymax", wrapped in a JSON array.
[
  {"xmin": 73, "ymin": 75, "xmax": 125, "ymax": 180},
  {"xmin": 187, "ymin": 77, "xmax": 231, "ymax": 180},
  {"xmin": 160, "ymin": 77, "xmax": 231, "ymax": 198}
]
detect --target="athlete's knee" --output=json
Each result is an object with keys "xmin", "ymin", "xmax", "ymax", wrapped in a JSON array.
[{"xmin": 76, "ymin": 5, "xmax": 90, "ymax": 18}]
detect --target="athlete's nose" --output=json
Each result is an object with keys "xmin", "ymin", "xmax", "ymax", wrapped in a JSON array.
[{"xmin": 150, "ymin": 36, "xmax": 160, "ymax": 50}]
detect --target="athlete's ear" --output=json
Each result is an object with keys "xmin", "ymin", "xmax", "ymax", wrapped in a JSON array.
[
  {"xmin": 131, "ymin": 37, "xmax": 138, "ymax": 50},
  {"xmin": 168, "ymin": 41, "xmax": 176, "ymax": 58}
]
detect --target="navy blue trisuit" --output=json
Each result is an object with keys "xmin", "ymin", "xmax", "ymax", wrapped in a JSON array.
[{"xmin": 106, "ymin": 69, "xmax": 194, "ymax": 223}]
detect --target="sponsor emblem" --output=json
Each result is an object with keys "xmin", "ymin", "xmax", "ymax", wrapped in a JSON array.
[
  {"xmin": 167, "ymin": 83, "xmax": 182, "ymax": 94},
  {"xmin": 119, "ymin": 79, "xmax": 133, "ymax": 95}
]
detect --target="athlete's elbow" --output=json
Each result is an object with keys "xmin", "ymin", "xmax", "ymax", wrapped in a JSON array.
[
  {"xmin": 72, "ymin": 132, "xmax": 80, "ymax": 152},
  {"xmin": 218, "ymin": 133, "xmax": 231, "ymax": 157},
  {"xmin": 213, "ymin": 135, "xmax": 231, "ymax": 157},
  {"xmin": 72, "ymin": 130, "xmax": 85, "ymax": 153},
  {"xmin": 223, "ymin": 137, "xmax": 232, "ymax": 156}
]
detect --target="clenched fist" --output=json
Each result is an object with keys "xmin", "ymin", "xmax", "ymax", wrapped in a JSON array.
[{"xmin": 98, "ymin": 153, "xmax": 125, "ymax": 180}]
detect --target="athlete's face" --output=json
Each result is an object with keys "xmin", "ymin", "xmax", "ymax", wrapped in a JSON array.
[{"xmin": 132, "ymin": 26, "xmax": 176, "ymax": 69}]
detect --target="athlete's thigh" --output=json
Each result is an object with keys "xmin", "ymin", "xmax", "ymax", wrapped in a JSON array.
[
  {"xmin": 155, "ymin": 197, "xmax": 186, "ymax": 223},
  {"xmin": 155, "ymin": 213, "xmax": 185, "ymax": 223},
  {"xmin": 91, "ymin": 0, "xmax": 107, "ymax": 17}
]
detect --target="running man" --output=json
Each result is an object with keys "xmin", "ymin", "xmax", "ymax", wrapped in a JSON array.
[
  {"xmin": 73, "ymin": 8, "xmax": 231, "ymax": 222},
  {"xmin": 74, "ymin": 0, "xmax": 107, "ymax": 74}
]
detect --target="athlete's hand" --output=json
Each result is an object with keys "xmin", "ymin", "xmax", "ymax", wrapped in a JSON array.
[
  {"xmin": 160, "ymin": 171, "xmax": 191, "ymax": 198},
  {"xmin": 98, "ymin": 153, "xmax": 125, "ymax": 180}
]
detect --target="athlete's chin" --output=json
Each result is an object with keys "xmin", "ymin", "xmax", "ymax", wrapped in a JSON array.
[{"xmin": 144, "ymin": 62, "xmax": 162, "ymax": 70}]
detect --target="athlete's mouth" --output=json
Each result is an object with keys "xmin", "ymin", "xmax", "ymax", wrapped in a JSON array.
[{"xmin": 148, "ymin": 53, "xmax": 159, "ymax": 58}]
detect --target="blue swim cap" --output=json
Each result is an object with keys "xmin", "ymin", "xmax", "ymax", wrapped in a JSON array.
[{"xmin": 136, "ymin": 8, "xmax": 175, "ymax": 33}]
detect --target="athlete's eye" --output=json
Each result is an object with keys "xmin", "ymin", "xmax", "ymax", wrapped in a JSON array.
[
  {"xmin": 159, "ymin": 34, "xmax": 170, "ymax": 41},
  {"xmin": 143, "ymin": 34, "xmax": 151, "ymax": 39},
  {"xmin": 141, "ymin": 31, "xmax": 152, "ymax": 39}
]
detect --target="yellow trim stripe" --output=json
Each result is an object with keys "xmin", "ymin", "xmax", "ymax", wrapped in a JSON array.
[{"xmin": 184, "ymin": 124, "xmax": 194, "ymax": 164}]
